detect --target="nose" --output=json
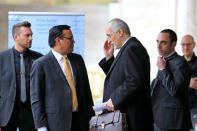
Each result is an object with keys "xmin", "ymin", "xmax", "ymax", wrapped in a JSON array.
[
  {"xmin": 157, "ymin": 42, "xmax": 161, "ymax": 49},
  {"xmin": 108, "ymin": 39, "xmax": 112, "ymax": 44},
  {"xmin": 29, "ymin": 35, "xmax": 33, "ymax": 40}
]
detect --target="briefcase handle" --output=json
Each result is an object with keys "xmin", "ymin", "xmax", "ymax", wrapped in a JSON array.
[{"xmin": 94, "ymin": 110, "xmax": 117, "ymax": 128}]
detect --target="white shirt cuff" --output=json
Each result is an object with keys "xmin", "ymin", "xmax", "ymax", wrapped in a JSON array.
[{"xmin": 38, "ymin": 126, "xmax": 48, "ymax": 131}]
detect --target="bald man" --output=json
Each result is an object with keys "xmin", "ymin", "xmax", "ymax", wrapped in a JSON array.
[{"xmin": 181, "ymin": 35, "xmax": 197, "ymax": 131}]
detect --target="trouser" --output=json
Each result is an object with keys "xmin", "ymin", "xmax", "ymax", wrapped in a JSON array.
[
  {"xmin": 154, "ymin": 124, "xmax": 189, "ymax": 131},
  {"xmin": 1, "ymin": 102, "xmax": 36, "ymax": 131},
  {"xmin": 190, "ymin": 108, "xmax": 197, "ymax": 131},
  {"xmin": 71, "ymin": 112, "xmax": 82, "ymax": 131}
]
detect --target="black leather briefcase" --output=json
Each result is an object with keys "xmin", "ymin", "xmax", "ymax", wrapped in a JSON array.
[{"xmin": 89, "ymin": 110, "xmax": 128, "ymax": 131}]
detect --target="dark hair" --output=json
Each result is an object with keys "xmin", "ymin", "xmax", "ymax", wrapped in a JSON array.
[
  {"xmin": 48, "ymin": 25, "xmax": 71, "ymax": 48},
  {"xmin": 160, "ymin": 29, "xmax": 177, "ymax": 44},
  {"xmin": 12, "ymin": 21, "xmax": 31, "ymax": 38}
]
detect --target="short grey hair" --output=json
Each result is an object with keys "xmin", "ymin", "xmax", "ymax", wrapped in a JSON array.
[{"xmin": 108, "ymin": 18, "xmax": 130, "ymax": 35}]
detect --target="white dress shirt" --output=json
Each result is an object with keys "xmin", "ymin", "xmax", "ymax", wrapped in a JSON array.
[{"xmin": 114, "ymin": 37, "xmax": 131, "ymax": 58}]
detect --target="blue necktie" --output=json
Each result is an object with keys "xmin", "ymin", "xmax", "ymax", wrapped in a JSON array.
[{"xmin": 20, "ymin": 54, "xmax": 26, "ymax": 102}]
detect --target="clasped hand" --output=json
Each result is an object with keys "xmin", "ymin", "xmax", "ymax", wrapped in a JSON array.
[{"xmin": 157, "ymin": 56, "xmax": 166, "ymax": 70}]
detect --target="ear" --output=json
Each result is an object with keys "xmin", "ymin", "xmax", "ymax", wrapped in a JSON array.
[
  {"xmin": 171, "ymin": 41, "xmax": 177, "ymax": 49},
  {"xmin": 13, "ymin": 34, "xmax": 18, "ymax": 41},
  {"xmin": 55, "ymin": 37, "xmax": 61, "ymax": 44},
  {"xmin": 193, "ymin": 42, "xmax": 196, "ymax": 48},
  {"xmin": 55, "ymin": 37, "xmax": 62, "ymax": 49},
  {"xmin": 118, "ymin": 29, "xmax": 124, "ymax": 36}
]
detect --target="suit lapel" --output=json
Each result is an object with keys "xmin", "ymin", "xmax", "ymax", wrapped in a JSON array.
[
  {"xmin": 9, "ymin": 49, "xmax": 16, "ymax": 79},
  {"xmin": 151, "ymin": 69, "xmax": 161, "ymax": 96},
  {"xmin": 67, "ymin": 54, "xmax": 77, "ymax": 83},
  {"xmin": 107, "ymin": 48, "xmax": 123, "ymax": 76},
  {"xmin": 107, "ymin": 37, "xmax": 132, "ymax": 76},
  {"xmin": 48, "ymin": 51, "xmax": 67, "ymax": 82},
  {"xmin": 151, "ymin": 78, "xmax": 159, "ymax": 96}
]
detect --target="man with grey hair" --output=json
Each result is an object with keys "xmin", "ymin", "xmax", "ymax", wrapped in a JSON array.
[{"xmin": 99, "ymin": 18, "xmax": 154, "ymax": 130}]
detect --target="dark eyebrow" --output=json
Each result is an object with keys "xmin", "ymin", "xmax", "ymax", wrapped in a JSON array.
[{"xmin": 156, "ymin": 40, "xmax": 167, "ymax": 44}]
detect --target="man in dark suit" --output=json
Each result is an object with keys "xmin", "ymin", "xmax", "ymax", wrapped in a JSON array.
[
  {"xmin": 99, "ymin": 18, "xmax": 154, "ymax": 131},
  {"xmin": 181, "ymin": 35, "xmax": 197, "ymax": 131},
  {"xmin": 30, "ymin": 25, "xmax": 95, "ymax": 131},
  {"xmin": 151, "ymin": 29, "xmax": 192, "ymax": 131},
  {"xmin": 0, "ymin": 21, "xmax": 42, "ymax": 131}
]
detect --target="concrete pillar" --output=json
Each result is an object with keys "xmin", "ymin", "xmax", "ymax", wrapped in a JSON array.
[{"xmin": 176, "ymin": 0, "xmax": 197, "ymax": 54}]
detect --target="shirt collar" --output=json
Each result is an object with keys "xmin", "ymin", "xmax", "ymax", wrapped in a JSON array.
[
  {"xmin": 114, "ymin": 37, "xmax": 131, "ymax": 58},
  {"xmin": 52, "ymin": 49, "xmax": 67, "ymax": 62},
  {"xmin": 165, "ymin": 51, "xmax": 176, "ymax": 59},
  {"xmin": 12, "ymin": 47, "xmax": 29, "ymax": 57}
]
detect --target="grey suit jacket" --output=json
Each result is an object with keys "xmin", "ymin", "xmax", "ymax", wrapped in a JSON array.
[
  {"xmin": 30, "ymin": 51, "xmax": 94, "ymax": 131},
  {"xmin": 151, "ymin": 52, "xmax": 192, "ymax": 129},
  {"xmin": 0, "ymin": 48, "xmax": 42, "ymax": 126}
]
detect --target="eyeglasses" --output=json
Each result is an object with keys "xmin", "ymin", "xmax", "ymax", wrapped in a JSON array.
[
  {"xmin": 60, "ymin": 36, "xmax": 74, "ymax": 41},
  {"xmin": 106, "ymin": 31, "xmax": 118, "ymax": 39},
  {"xmin": 181, "ymin": 43, "xmax": 193, "ymax": 47}
]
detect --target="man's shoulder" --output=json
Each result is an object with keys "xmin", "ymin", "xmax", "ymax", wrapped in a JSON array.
[
  {"xmin": 170, "ymin": 54, "xmax": 191, "ymax": 71},
  {"xmin": 0, "ymin": 48, "xmax": 12, "ymax": 54},
  {"xmin": 28, "ymin": 49, "xmax": 43, "ymax": 58},
  {"xmin": 171, "ymin": 53, "xmax": 186, "ymax": 63},
  {"xmin": 68, "ymin": 53, "xmax": 83, "ymax": 60},
  {"xmin": 192, "ymin": 54, "xmax": 197, "ymax": 62},
  {"xmin": 0, "ymin": 49, "xmax": 13, "ymax": 57}
]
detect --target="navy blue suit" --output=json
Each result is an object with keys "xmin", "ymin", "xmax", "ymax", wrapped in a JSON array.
[
  {"xmin": 30, "ymin": 51, "xmax": 94, "ymax": 131},
  {"xmin": 99, "ymin": 37, "xmax": 154, "ymax": 131}
]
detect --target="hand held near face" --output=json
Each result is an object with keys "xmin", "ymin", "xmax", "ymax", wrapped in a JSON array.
[
  {"xmin": 104, "ymin": 40, "xmax": 114, "ymax": 60},
  {"xmin": 157, "ymin": 56, "xmax": 166, "ymax": 70}
]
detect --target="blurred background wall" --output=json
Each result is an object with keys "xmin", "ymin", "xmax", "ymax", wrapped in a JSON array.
[{"xmin": 0, "ymin": 0, "xmax": 197, "ymax": 104}]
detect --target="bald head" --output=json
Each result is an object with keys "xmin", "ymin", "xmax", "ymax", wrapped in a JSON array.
[
  {"xmin": 181, "ymin": 35, "xmax": 195, "ymax": 43},
  {"xmin": 181, "ymin": 34, "xmax": 196, "ymax": 61}
]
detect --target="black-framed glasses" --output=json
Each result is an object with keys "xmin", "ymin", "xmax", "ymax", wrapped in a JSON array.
[
  {"xmin": 181, "ymin": 43, "xmax": 193, "ymax": 47},
  {"xmin": 60, "ymin": 36, "xmax": 74, "ymax": 41},
  {"xmin": 106, "ymin": 31, "xmax": 118, "ymax": 39}
]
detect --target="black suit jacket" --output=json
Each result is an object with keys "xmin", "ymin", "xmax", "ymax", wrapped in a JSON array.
[
  {"xmin": 99, "ymin": 37, "xmax": 154, "ymax": 131},
  {"xmin": 0, "ymin": 48, "xmax": 42, "ymax": 126},
  {"xmin": 30, "ymin": 51, "xmax": 95, "ymax": 131},
  {"xmin": 151, "ymin": 52, "xmax": 192, "ymax": 129}
]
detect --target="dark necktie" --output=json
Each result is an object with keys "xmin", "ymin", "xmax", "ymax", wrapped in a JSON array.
[{"xmin": 20, "ymin": 54, "xmax": 26, "ymax": 102}]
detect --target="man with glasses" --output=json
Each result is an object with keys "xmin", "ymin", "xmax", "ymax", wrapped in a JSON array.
[
  {"xmin": 30, "ymin": 25, "xmax": 95, "ymax": 131},
  {"xmin": 181, "ymin": 35, "xmax": 197, "ymax": 131},
  {"xmin": 99, "ymin": 18, "xmax": 154, "ymax": 131}
]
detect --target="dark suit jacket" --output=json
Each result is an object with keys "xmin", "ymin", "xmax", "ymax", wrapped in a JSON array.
[
  {"xmin": 99, "ymin": 37, "xmax": 154, "ymax": 131},
  {"xmin": 30, "ymin": 51, "xmax": 95, "ymax": 131},
  {"xmin": 151, "ymin": 52, "xmax": 192, "ymax": 130},
  {"xmin": 0, "ymin": 48, "xmax": 42, "ymax": 126}
]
